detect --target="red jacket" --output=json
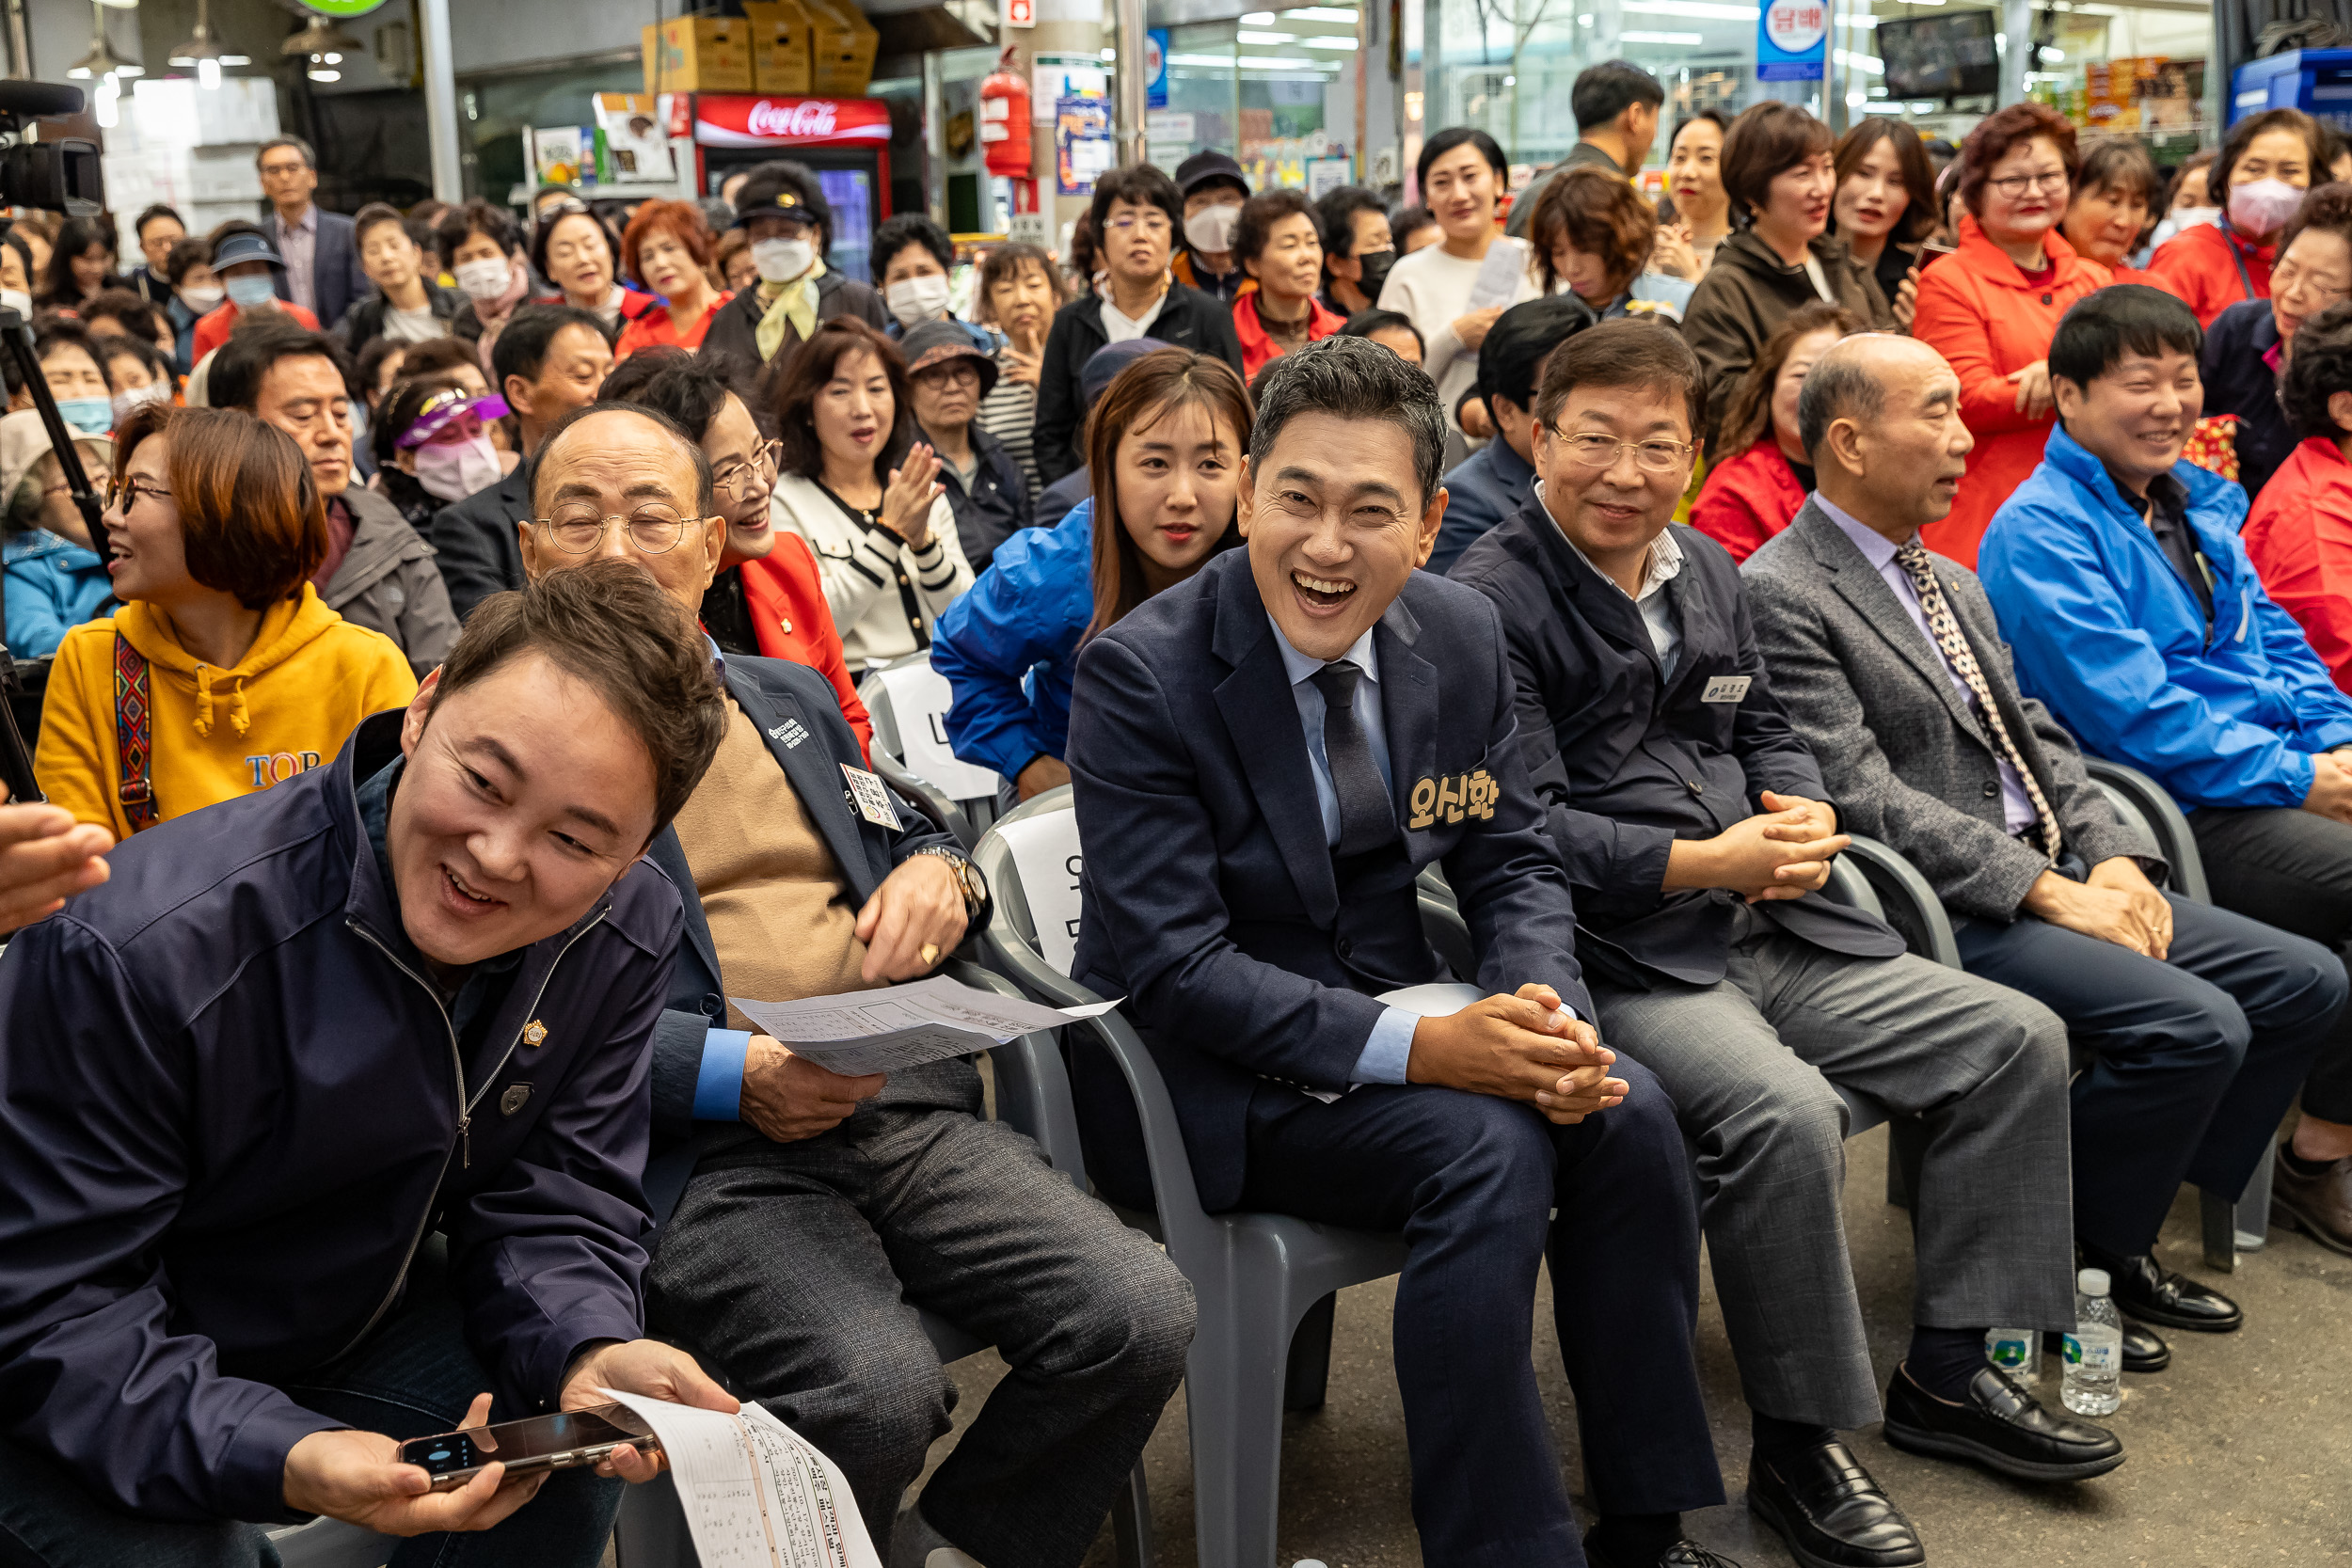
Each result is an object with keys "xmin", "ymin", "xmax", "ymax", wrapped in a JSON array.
[
  {"xmin": 1232, "ymin": 292, "xmax": 1345, "ymax": 384},
  {"xmin": 1911, "ymin": 214, "xmax": 2111, "ymax": 568},
  {"xmin": 2245, "ymin": 436, "xmax": 2352, "ymax": 693},
  {"xmin": 2145, "ymin": 220, "xmax": 2273, "ymax": 328},
  {"xmin": 191, "ymin": 299, "xmax": 322, "ymax": 362},
  {"xmin": 736, "ymin": 532, "xmax": 875, "ymax": 758},
  {"xmin": 1689, "ymin": 439, "xmax": 1809, "ymax": 562}
]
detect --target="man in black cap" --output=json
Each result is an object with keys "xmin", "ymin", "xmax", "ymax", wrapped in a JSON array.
[
  {"xmin": 1426, "ymin": 294, "xmax": 1597, "ymax": 574},
  {"xmin": 699, "ymin": 160, "xmax": 886, "ymax": 372},
  {"xmin": 1170, "ymin": 150, "xmax": 1252, "ymax": 303},
  {"xmin": 902, "ymin": 318, "xmax": 1032, "ymax": 573}
]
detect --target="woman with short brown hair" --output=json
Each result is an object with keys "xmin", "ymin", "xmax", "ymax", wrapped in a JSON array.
[
  {"xmin": 1912, "ymin": 100, "xmax": 2112, "ymax": 566},
  {"xmin": 1528, "ymin": 166, "xmax": 1694, "ymax": 321},
  {"xmin": 33, "ymin": 404, "xmax": 417, "ymax": 836},
  {"xmin": 974, "ymin": 241, "xmax": 1067, "ymax": 494}
]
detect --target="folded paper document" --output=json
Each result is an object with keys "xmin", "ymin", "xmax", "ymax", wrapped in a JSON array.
[
  {"xmin": 603, "ymin": 1389, "xmax": 881, "ymax": 1567},
  {"xmin": 731, "ymin": 974, "xmax": 1120, "ymax": 1076}
]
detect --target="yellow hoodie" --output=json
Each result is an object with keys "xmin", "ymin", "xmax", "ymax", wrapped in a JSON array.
[{"xmin": 35, "ymin": 584, "xmax": 419, "ymax": 838}]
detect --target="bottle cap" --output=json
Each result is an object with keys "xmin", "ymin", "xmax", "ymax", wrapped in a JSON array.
[{"xmin": 2078, "ymin": 1267, "xmax": 2109, "ymax": 1295}]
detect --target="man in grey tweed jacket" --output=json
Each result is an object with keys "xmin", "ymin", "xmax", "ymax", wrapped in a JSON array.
[{"xmin": 1747, "ymin": 332, "xmax": 2348, "ymax": 1365}]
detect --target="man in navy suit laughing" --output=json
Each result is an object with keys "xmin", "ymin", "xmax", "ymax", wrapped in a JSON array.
[{"xmin": 1065, "ymin": 336, "xmax": 1731, "ymax": 1568}]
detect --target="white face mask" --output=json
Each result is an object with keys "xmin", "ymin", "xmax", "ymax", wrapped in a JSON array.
[
  {"xmin": 2227, "ymin": 178, "xmax": 2304, "ymax": 238},
  {"xmin": 752, "ymin": 237, "xmax": 815, "ymax": 283},
  {"xmin": 885, "ymin": 275, "xmax": 951, "ymax": 327},
  {"xmin": 178, "ymin": 283, "xmax": 225, "ymax": 313},
  {"xmin": 1184, "ymin": 204, "xmax": 1241, "ymax": 257},
  {"xmin": 413, "ymin": 435, "xmax": 503, "ymax": 502},
  {"xmin": 453, "ymin": 257, "xmax": 511, "ymax": 302},
  {"xmin": 0, "ymin": 288, "xmax": 28, "ymax": 319},
  {"xmin": 111, "ymin": 382, "xmax": 168, "ymax": 424}
]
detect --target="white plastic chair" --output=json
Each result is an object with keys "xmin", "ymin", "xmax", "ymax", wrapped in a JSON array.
[{"xmin": 859, "ymin": 653, "xmax": 1005, "ymax": 849}]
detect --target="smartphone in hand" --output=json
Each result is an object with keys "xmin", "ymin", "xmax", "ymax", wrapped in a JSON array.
[{"xmin": 397, "ymin": 1402, "xmax": 660, "ymax": 1491}]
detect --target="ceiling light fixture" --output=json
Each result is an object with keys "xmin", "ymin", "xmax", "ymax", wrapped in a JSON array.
[
  {"xmin": 67, "ymin": 2, "xmax": 139, "ymax": 79},
  {"xmin": 283, "ymin": 12, "xmax": 363, "ymax": 82}
]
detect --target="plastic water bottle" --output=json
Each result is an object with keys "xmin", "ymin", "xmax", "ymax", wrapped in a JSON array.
[
  {"xmin": 1984, "ymin": 1325, "xmax": 2041, "ymax": 1385},
  {"xmin": 2062, "ymin": 1267, "xmax": 2123, "ymax": 1417}
]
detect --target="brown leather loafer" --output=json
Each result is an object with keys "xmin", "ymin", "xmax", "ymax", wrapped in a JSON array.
[{"xmin": 2271, "ymin": 1144, "xmax": 2352, "ymax": 1257}]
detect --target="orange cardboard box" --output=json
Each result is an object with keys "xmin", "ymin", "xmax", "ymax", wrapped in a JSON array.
[
  {"xmin": 642, "ymin": 16, "xmax": 754, "ymax": 95},
  {"xmin": 799, "ymin": 0, "xmax": 880, "ymax": 97},
  {"xmin": 743, "ymin": 1, "xmax": 815, "ymax": 96}
]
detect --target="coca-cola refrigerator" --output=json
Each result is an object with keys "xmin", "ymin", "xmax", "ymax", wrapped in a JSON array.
[{"xmin": 672, "ymin": 93, "xmax": 893, "ymax": 283}]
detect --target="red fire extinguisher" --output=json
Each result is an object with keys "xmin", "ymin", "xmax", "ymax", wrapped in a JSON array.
[{"xmin": 979, "ymin": 45, "xmax": 1030, "ymax": 180}]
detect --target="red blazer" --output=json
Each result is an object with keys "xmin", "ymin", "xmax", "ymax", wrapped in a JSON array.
[
  {"xmin": 1911, "ymin": 214, "xmax": 2111, "ymax": 568},
  {"xmin": 1689, "ymin": 439, "xmax": 1809, "ymax": 562},
  {"xmin": 2245, "ymin": 436, "xmax": 2352, "ymax": 694},
  {"xmin": 2145, "ymin": 220, "xmax": 2273, "ymax": 328},
  {"xmin": 735, "ymin": 532, "xmax": 875, "ymax": 758},
  {"xmin": 1232, "ymin": 292, "xmax": 1345, "ymax": 384}
]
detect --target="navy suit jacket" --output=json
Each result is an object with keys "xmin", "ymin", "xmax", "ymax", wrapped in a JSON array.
[
  {"xmin": 1066, "ymin": 548, "xmax": 1592, "ymax": 1213},
  {"xmin": 1427, "ymin": 436, "xmax": 1537, "ymax": 577},
  {"xmin": 1449, "ymin": 500, "xmax": 1901, "ymax": 989},
  {"xmin": 641, "ymin": 656, "xmax": 964, "ymax": 1162},
  {"xmin": 272, "ymin": 208, "xmax": 371, "ymax": 337}
]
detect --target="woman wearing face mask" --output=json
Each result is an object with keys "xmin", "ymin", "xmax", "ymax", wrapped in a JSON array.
[
  {"xmin": 1684, "ymin": 102, "xmax": 1893, "ymax": 453},
  {"xmin": 17, "ymin": 321, "xmax": 119, "ymax": 439},
  {"xmin": 1232, "ymin": 188, "xmax": 1346, "ymax": 381},
  {"xmin": 766, "ymin": 317, "xmax": 973, "ymax": 669},
  {"xmin": 2149, "ymin": 107, "xmax": 2328, "ymax": 327},
  {"xmin": 974, "ymin": 241, "xmax": 1066, "ymax": 497},
  {"xmin": 1690, "ymin": 301, "xmax": 1859, "ymax": 562},
  {"xmin": 34, "ymin": 404, "xmax": 417, "ymax": 838},
  {"xmin": 598, "ymin": 345, "xmax": 874, "ymax": 752},
  {"xmin": 2060, "ymin": 140, "xmax": 2165, "ymax": 284},
  {"xmin": 532, "ymin": 207, "xmax": 658, "ymax": 334},
  {"xmin": 613, "ymin": 200, "xmax": 730, "ymax": 359},
  {"xmin": 700, "ymin": 162, "xmax": 890, "ymax": 376},
  {"xmin": 2148, "ymin": 151, "xmax": 2221, "ymax": 254},
  {"xmin": 34, "ymin": 214, "xmax": 121, "ymax": 309},
  {"xmin": 1171, "ymin": 151, "xmax": 1253, "ymax": 302},
  {"xmin": 1653, "ymin": 112, "xmax": 1732, "ymax": 281},
  {"xmin": 933, "ymin": 346, "xmax": 1248, "ymax": 800},
  {"xmin": 0, "ymin": 411, "xmax": 115, "ymax": 657},
  {"xmin": 874, "ymin": 213, "xmax": 988, "ymax": 354},
  {"xmin": 189, "ymin": 227, "xmax": 321, "ymax": 364},
  {"xmin": 371, "ymin": 378, "xmax": 510, "ymax": 529},
  {"xmin": 161, "ymin": 237, "xmax": 219, "ymax": 375},
  {"xmin": 1912, "ymin": 102, "xmax": 2112, "ymax": 567},
  {"xmin": 1378, "ymin": 128, "xmax": 1540, "ymax": 444},
  {"xmin": 439, "ymin": 198, "xmax": 533, "ymax": 372},
  {"xmin": 96, "ymin": 335, "xmax": 177, "ymax": 430},
  {"xmin": 2201, "ymin": 183, "xmax": 2352, "ymax": 500},
  {"xmin": 1828, "ymin": 117, "xmax": 1936, "ymax": 330}
]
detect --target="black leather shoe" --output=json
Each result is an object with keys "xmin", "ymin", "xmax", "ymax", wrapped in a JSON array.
[
  {"xmin": 1882, "ymin": 1364, "xmax": 2124, "ymax": 1481},
  {"xmin": 1745, "ymin": 1439, "xmax": 1924, "ymax": 1568},
  {"xmin": 1581, "ymin": 1533, "xmax": 1745, "ymax": 1568},
  {"xmin": 2081, "ymin": 1245, "xmax": 2243, "ymax": 1333},
  {"xmin": 2046, "ymin": 1318, "xmax": 2169, "ymax": 1373}
]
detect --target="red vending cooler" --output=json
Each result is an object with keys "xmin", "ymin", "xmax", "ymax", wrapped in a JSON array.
[{"xmin": 675, "ymin": 93, "xmax": 893, "ymax": 282}]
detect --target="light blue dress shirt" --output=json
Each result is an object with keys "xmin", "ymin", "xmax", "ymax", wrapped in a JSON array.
[
  {"xmin": 1266, "ymin": 614, "xmax": 1420, "ymax": 1087},
  {"xmin": 1816, "ymin": 496, "xmax": 2037, "ymax": 835}
]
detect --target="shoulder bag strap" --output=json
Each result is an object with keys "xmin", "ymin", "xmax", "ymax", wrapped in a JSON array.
[{"xmin": 113, "ymin": 631, "xmax": 159, "ymax": 832}]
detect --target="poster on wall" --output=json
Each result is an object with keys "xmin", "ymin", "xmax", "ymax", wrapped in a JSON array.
[
  {"xmin": 1056, "ymin": 93, "xmax": 1113, "ymax": 196},
  {"xmin": 1033, "ymin": 53, "xmax": 1108, "ymax": 124}
]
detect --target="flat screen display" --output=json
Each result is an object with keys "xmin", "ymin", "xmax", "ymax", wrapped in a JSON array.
[{"xmin": 1878, "ymin": 11, "xmax": 2000, "ymax": 101}]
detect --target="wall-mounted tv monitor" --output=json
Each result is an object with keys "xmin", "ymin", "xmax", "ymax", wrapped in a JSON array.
[{"xmin": 1878, "ymin": 10, "xmax": 2001, "ymax": 101}]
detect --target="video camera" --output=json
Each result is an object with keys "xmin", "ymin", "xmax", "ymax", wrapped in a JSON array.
[{"xmin": 0, "ymin": 78, "xmax": 107, "ymax": 805}]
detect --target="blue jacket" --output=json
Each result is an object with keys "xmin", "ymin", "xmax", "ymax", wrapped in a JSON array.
[
  {"xmin": 1065, "ymin": 548, "xmax": 1591, "ymax": 1212},
  {"xmin": 3, "ymin": 527, "xmax": 112, "ymax": 657},
  {"xmin": 1428, "ymin": 437, "xmax": 1536, "ymax": 577},
  {"xmin": 0, "ymin": 711, "xmax": 681, "ymax": 1523},
  {"xmin": 932, "ymin": 500, "xmax": 1097, "ymax": 781},
  {"xmin": 1979, "ymin": 422, "xmax": 2352, "ymax": 808}
]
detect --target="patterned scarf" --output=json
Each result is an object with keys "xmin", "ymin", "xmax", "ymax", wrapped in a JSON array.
[{"xmin": 755, "ymin": 258, "xmax": 828, "ymax": 362}]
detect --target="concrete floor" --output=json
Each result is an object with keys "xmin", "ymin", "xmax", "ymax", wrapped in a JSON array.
[{"xmin": 910, "ymin": 1123, "xmax": 2352, "ymax": 1568}]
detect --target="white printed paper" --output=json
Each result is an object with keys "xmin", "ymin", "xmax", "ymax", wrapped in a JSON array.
[
  {"xmin": 874, "ymin": 661, "xmax": 1002, "ymax": 803},
  {"xmin": 1467, "ymin": 238, "xmax": 1527, "ymax": 311},
  {"xmin": 993, "ymin": 810, "xmax": 1085, "ymax": 975},
  {"xmin": 731, "ymin": 974, "xmax": 1120, "ymax": 1076},
  {"xmin": 602, "ymin": 1391, "xmax": 881, "ymax": 1568}
]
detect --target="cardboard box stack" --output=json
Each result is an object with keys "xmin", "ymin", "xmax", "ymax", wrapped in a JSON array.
[{"xmin": 643, "ymin": 16, "xmax": 754, "ymax": 94}]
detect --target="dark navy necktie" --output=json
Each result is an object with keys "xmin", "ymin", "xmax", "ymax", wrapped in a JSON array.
[{"xmin": 1309, "ymin": 659, "xmax": 1395, "ymax": 855}]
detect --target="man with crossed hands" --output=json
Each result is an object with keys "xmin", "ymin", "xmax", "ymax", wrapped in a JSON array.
[{"xmin": 1066, "ymin": 337, "xmax": 1728, "ymax": 1568}]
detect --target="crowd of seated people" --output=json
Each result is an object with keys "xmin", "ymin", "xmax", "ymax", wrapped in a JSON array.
[{"xmin": 9, "ymin": 89, "xmax": 2352, "ymax": 1568}]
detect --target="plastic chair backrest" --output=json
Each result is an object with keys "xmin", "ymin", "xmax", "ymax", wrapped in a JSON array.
[{"xmin": 858, "ymin": 651, "xmax": 1003, "ymax": 832}]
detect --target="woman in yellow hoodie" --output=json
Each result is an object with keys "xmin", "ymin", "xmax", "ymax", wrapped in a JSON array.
[{"xmin": 36, "ymin": 404, "xmax": 417, "ymax": 838}]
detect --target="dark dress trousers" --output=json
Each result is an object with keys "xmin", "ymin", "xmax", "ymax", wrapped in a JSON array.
[
  {"xmin": 1747, "ymin": 501, "xmax": 2349, "ymax": 1256},
  {"xmin": 1065, "ymin": 550, "xmax": 1722, "ymax": 1562}
]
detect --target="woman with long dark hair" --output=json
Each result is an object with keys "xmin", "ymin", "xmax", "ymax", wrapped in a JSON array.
[
  {"xmin": 1829, "ymin": 117, "xmax": 1936, "ymax": 329},
  {"xmin": 932, "ymin": 345, "xmax": 1249, "ymax": 799},
  {"xmin": 35, "ymin": 214, "xmax": 120, "ymax": 309}
]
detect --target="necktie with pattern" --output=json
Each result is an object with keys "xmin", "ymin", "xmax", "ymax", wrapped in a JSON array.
[
  {"xmin": 1309, "ymin": 660, "xmax": 1397, "ymax": 856},
  {"xmin": 1893, "ymin": 539, "xmax": 2063, "ymax": 862}
]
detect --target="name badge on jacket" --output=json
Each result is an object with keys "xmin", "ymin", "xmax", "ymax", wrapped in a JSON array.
[
  {"xmin": 842, "ymin": 765, "xmax": 902, "ymax": 829},
  {"xmin": 1701, "ymin": 675, "xmax": 1752, "ymax": 704},
  {"xmin": 1408, "ymin": 768, "xmax": 1500, "ymax": 830}
]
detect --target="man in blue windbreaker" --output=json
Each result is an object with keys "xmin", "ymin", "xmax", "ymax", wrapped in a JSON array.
[
  {"xmin": 0, "ymin": 560, "xmax": 733, "ymax": 1561},
  {"xmin": 1979, "ymin": 282, "xmax": 2352, "ymax": 1257}
]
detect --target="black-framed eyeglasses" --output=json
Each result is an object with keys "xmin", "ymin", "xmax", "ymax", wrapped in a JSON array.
[
  {"xmin": 533, "ymin": 505, "xmax": 713, "ymax": 555},
  {"xmin": 711, "ymin": 438, "xmax": 783, "ymax": 501}
]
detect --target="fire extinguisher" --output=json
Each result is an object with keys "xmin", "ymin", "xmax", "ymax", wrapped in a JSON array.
[{"xmin": 979, "ymin": 45, "xmax": 1031, "ymax": 180}]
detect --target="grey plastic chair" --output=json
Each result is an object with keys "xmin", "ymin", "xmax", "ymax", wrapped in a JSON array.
[
  {"xmin": 860, "ymin": 653, "xmax": 1001, "ymax": 848},
  {"xmin": 973, "ymin": 786, "xmax": 1408, "ymax": 1568},
  {"xmin": 612, "ymin": 959, "xmax": 1151, "ymax": 1568},
  {"xmin": 264, "ymin": 1519, "xmax": 392, "ymax": 1567},
  {"xmin": 2082, "ymin": 758, "xmax": 2266, "ymax": 1267}
]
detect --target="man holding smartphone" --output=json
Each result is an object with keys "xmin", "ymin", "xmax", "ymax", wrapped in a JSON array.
[{"xmin": 0, "ymin": 561, "xmax": 734, "ymax": 1562}]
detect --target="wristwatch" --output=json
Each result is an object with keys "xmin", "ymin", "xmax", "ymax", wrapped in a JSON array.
[{"xmin": 909, "ymin": 844, "xmax": 992, "ymax": 928}]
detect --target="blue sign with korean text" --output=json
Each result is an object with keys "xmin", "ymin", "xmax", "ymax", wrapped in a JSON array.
[
  {"xmin": 1757, "ymin": 0, "xmax": 1827, "ymax": 82},
  {"xmin": 1147, "ymin": 29, "xmax": 1168, "ymax": 108}
]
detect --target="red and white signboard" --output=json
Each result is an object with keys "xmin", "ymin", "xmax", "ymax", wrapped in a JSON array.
[
  {"xmin": 691, "ymin": 95, "xmax": 891, "ymax": 148},
  {"xmin": 1762, "ymin": 0, "xmax": 1827, "ymax": 55},
  {"xmin": 1004, "ymin": 0, "xmax": 1035, "ymax": 26}
]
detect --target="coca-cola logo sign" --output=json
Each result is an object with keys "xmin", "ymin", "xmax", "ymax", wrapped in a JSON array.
[{"xmin": 694, "ymin": 93, "xmax": 889, "ymax": 147}]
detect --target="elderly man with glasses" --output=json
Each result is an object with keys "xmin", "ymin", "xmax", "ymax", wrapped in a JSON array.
[
  {"xmin": 517, "ymin": 399, "xmax": 1197, "ymax": 1568},
  {"xmin": 1449, "ymin": 322, "xmax": 2116, "ymax": 1568}
]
